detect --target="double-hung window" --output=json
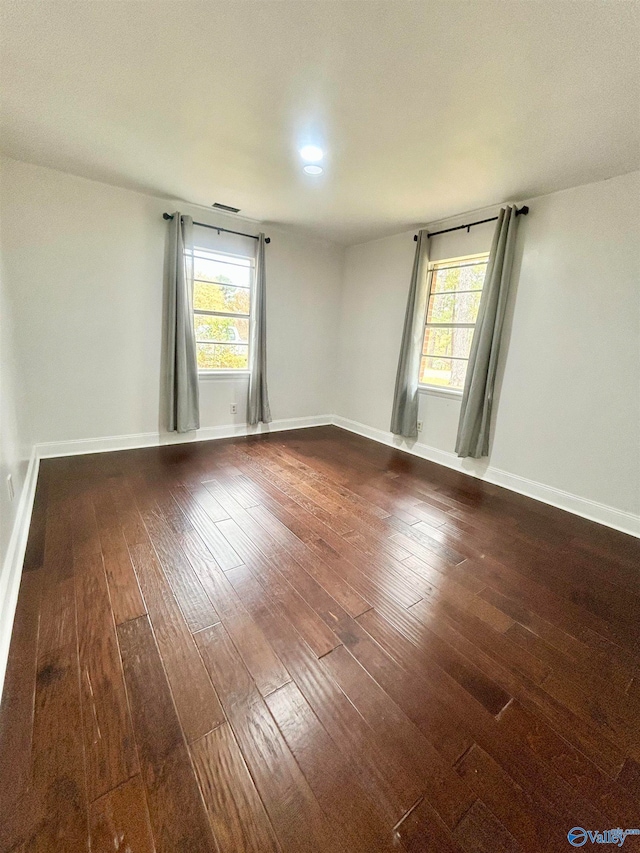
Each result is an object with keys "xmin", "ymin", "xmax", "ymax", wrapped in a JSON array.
[
  {"xmin": 419, "ymin": 252, "xmax": 489, "ymax": 392},
  {"xmin": 192, "ymin": 246, "xmax": 253, "ymax": 373}
]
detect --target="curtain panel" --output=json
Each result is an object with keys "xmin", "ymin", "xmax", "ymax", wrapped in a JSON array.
[
  {"xmin": 165, "ymin": 212, "xmax": 200, "ymax": 433},
  {"xmin": 390, "ymin": 228, "xmax": 430, "ymax": 438},
  {"xmin": 455, "ymin": 205, "xmax": 520, "ymax": 458},
  {"xmin": 247, "ymin": 233, "xmax": 272, "ymax": 425}
]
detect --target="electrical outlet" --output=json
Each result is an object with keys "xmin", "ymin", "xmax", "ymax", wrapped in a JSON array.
[
  {"xmin": 230, "ymin": 404, "xmax": 237, "ymax": 415},
  {"xmin": 6, "ymin": 474, "xmax": 14, "ymax": 502},
  {"xmin": 417, "ymin": 420, "xmax": 423, "ymax": 432}
]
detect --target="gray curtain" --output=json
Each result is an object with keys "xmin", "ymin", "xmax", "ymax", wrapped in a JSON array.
[
  {"xmin": 166, "ymin": 212, "xmax": 200, "ymax": 433},
  {"xmin": 390, "ymin": 229, "xmax": 430, "ymax": 437},
  {"xmin": 247, "ymin": 233, "xmax": 272, "ymax": 425},
  {"xmin": 455, "ymin": 205, "xmax": 520, "ymax": 458}
]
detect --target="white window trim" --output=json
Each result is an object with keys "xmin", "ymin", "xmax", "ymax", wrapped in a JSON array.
[
  {"xmin": 418, "ymin": 385, "xmax": 463, "ymax": 399},
  {"xmin": 198, "ymin": 370, "xmax": 251, "ymax": 381},
  {"xmin": 418, "ymin": 251, "xmax": 489, "ymax": 395},
  {"xmin": 191, "ymin": 245, "xmax": 254, "ymax": 376}
]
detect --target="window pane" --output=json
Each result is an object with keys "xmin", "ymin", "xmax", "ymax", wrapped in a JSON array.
[
  {"xmin": 193, "ymin": 255, "xmax": 251, "ymax": 288},
  {"xmin": 195, "ymin": 315, "xmax": 249, "ymax": 344},
  {"xmin": 419, "ymin": 356, "xmax": 468, "ymax": 390},
  {"xmin": 194, "ymin": 248, "xmax": 251, "ymax": 267},
  {"xmin": 423, "ymin": 326, "xmax": 474, "ymax": 359},
  {"xmin": 197, "ymin": 343, "xmax": 248, "ymax": 370},
  {"xmin": 426, "ymin": 290, "xmax": 482, "ymax": 324},
  {"xmin": 431, "ymin": 262, "xmax": 487, "ymax": 293},
  {"xmin": 194, "ymin": 281, "xmax": 250, "ymax": 314}
]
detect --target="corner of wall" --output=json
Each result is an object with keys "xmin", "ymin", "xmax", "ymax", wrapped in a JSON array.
[
  {"xmin": 0, "ymin": 449, "xmax": 39, "ymax": 700},
  {"xmin": 0, "ymin": 153, "xmax": 38, "ymax": 700}
]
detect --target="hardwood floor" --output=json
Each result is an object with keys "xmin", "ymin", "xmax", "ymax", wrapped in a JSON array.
[{"xmin": 1, "ymin": 425, "xmax": 639, "ymax": 852}]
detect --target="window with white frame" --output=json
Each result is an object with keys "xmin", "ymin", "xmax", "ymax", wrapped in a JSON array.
[
  {"xmin": 419, "ymin": 253, "xmax": 489, "ymax": 392},
  {"xmin": 192, "ymin": 246, "xmax": 253, "ymax": 372}
]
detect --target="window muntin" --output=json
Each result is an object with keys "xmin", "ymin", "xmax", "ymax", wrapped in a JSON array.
[
  {"xmin": 191, "ymin": 247, "xmax": 253, "ymax": 372},
  {"xmin": 419, "ymin": 254, "xmax": 489, "ymax": 391}
]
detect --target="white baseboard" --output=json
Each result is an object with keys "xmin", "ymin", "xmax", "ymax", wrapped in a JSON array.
[
  {"xmin": 35, "ymin": 414, "xmax": 333, "ymax": 458},
  {"xmin": 332, "ymin": 415, "xmax": 640, "ymax": 538},
  {"xmin": 0, "ymin": 448, "xmax": 40, "ymax": 701}
]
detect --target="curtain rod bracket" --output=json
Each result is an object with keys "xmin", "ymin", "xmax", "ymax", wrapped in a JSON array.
[{"xmin": 413, "ymin": 205, "xmax": 529, "ymax": 241}]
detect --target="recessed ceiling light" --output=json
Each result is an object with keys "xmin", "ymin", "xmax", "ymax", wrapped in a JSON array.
[
  {"xmin": 303, "ymin": 164, "xmax": 324, "ymax": 175},
  {"xmin": 300, "ymin": 145, "xmax": 323, "ymax": 162}
]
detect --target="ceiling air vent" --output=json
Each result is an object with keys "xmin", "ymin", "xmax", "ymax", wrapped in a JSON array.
[{"xmin": 213, "ymin": 202, "xmax": 241, "ymax": 213}]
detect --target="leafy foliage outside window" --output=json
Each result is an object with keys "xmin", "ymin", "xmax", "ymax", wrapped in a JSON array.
[
  {"xmin": 191, "ymin": 249, "xmax": 252, "ymax": 370},
  {"xmin": 419, "ymin": 255, "xmax": 488, "ymax": 390}
]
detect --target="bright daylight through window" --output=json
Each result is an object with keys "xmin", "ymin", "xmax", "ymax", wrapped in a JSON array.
[
  {"xmin": 420, "ymin": 253, "xmax": 489, "ymax": 391},
  {"xmin": 191, "ymin": 247, "xmax": 253, "ymax": 372}
]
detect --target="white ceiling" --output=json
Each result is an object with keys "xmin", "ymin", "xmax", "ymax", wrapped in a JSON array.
[{"xmin": 1, "ymin": 1, "xmax": 638, "ymax": 244}]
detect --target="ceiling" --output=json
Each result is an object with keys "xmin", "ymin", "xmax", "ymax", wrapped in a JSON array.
[{"xmin": 1, "ymin": 1, "xmax": 638, "ymax": 245}]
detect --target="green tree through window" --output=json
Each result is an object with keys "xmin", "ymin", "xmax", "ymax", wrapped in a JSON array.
[
  {"xmin": 420, "ymin": 255, "xmax": 488, "ymax": 390},
  {"xmin": 191, "ymin": 249, "xmax": 252, "ymax": 370}
]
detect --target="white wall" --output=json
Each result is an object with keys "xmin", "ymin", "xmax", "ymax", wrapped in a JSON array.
[
  {"xmin": 0, "ymin": 156, "xmax": 344, "ymax": 449},
  {"xmin": 0, "ymin": 240, "xmax": 30, "ymax": 698},
  {"xmin": 0, "ymin": 233, "xmax": 27, "ymax": 563},
  {"xmin": 337, "ymin": 172, "xmax": 640, "ymax": 520},
  {"xmin": 1, "ymin": 156, "xmax": 638, "ymax": 534},
  {"xmin": 0, "ymin": 178, "xmax": 34, "ymax": 689}
]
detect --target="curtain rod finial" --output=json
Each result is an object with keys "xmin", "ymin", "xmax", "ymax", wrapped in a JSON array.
[
  {"xmin": 265, "ymin": 237, "xmax": 271, "ymax": 244},
  {"xmin": 413, "ymin": 234, "xmax": 418, "ymax": 241},
  {"xmin": 517, "ymin": 205, "xmax": 529, "ymax": 216},
  {"xmin": 163, "ymin": 212, "xmax": 172, "ymax": 220}
]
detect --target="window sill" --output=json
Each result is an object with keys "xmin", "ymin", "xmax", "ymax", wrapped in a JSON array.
[
  {"xmin": 418, "ymin": 385, "xmax": 463, "ymax": 400},
  {"xmin": 198, "ymin": 370, "xmax": 251, "ymax": 380}
]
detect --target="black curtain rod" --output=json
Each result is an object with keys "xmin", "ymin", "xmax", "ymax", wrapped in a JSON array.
[
  {"xmin": 163, "ymin": 212, "xmax": 270, "ymax": 243},
  {"xmin": 413, "ymin": 205, "xmax": 529, "ymax": 241}
]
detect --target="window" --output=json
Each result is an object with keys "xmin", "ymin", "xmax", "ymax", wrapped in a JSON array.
[
  {"xmin": 419, "ymin": 253, "xmax": 489, "ymax": 392},
  {"xmin": 192, "ymin": 246, "xmax": 253, "ymax": 372}
]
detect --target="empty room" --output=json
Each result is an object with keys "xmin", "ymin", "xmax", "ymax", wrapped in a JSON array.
[{"xmin": 1, "ymin": 1, "xmax": 639, "ymax": 851}]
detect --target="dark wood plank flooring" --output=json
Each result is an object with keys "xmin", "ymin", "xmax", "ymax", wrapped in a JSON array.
[{"xmin": 1, "ymin": 425, "xmax": 639, "ymax": 852}]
